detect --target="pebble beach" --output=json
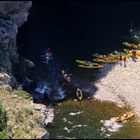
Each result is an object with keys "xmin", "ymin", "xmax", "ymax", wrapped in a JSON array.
[{"xmin": 94, "ymin": 57, "xmax": 140, "ymax": 119}]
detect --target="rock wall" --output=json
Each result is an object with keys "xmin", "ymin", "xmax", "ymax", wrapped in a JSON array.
[{"xmin": 0, "ymin": 1, "xmax": 32, "ymax": 85}]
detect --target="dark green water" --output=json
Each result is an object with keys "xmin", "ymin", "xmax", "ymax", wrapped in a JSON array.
[{"xmin": 48, "ymin": 99, "xmax": 140, "ymax": 139}]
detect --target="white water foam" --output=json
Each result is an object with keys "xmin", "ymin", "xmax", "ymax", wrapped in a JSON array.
[
  {"xmin": 63, "ymin": 127, "xmax": 73, "ymax": 133},
  {"xmin": 100, "ymin": 117, "xmax": 123, "ymax": 138},
  {"xmin": 56, "ymin": 87, "xmax": 66, "ymax": 100},
  {"xmin": 69, "ymin": 111, "xmax": 84, "ymax": 116},
  {"xmin": 35, "ymin": 82, "xmax": 51, "ymax": 94},
  {"xmin": 72, "ymin": 124, "xmax": 87, "ymax": 128}
]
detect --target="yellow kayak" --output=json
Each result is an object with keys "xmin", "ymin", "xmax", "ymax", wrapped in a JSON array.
[
  {"xmin": 61, "ymin": 70, "xmax": 70, "ymax": 83},
  {"xmin": 78, "ymin": 64, "xmax": 104, "ymax": 69},
  {"xmin": 123, "ymin": 49, "xmax": 132, "ymax": 56},
  {"xmin": 134, "ymin": 50, "xmax": 140, "ymax": 56},
  {"xmin": 75, "ymin": 60, "xmax": 100, "ymax": 66},
  {"xmin": 93, "ymin": 54, "xmax": 106, "ymax": 59},
  {"xmin": 114, "ymin": 112, "xmax": 134, "ymax": 123},
  {"xmin": 124, "ymin": 49, "xmax": 140, "ymax": 57},
  {"xmin": 122, "ymin": 42, "xmax": 140, "ymax": 49},
  {"xmin": 93, "ymin": 54, "xmax": 117, "ymax": 60},
  {"xmin": 93, "ymin": 58, "xmax": 117, "ymax": 63},
  {"xmin": 76, "ymin": 88, "xmax": 83, "ymax": 100}
]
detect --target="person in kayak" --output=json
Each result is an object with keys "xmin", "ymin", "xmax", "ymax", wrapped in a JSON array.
[
  {"xmin": 41, "ymin": 48, "xmax": 53, "ymax": 64},
  {"xmin": 47, "ymin": 48, "xmax": 52, "ymax": 55},
  {"xmin": 62, "ymin": 70, "xmax": 71, "ymax": 83}
]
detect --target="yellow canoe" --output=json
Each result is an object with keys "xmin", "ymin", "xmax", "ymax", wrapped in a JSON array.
[
  {"xmin": 75, "ymin": 60, "xmax": 100, "ymax": 66},
  {"xmin": 134, "ymin": 50, "xmax": 140, "ymax": 56},
  {"xmin": 61, "ymin": 70, "xmax": 70, "ymax": 83},
  {"xmin": 124, "ymin": 49, "xmax": 140, "ymax": 57},
  {"xmin": 93, "ymin": 54, "xmax": 117, "ymax": 59},
  {"xmin": 76, "ymin": 88, "xmax": 83, "ymax": 100},
  {"xmin": 93, "ymin": 58, "xmax": 117, "ymax": 63},
  {"xmin": 93, "ymin": 54, "xmax": 106, "ymax": 59},
  {"xmin": 114, "ymin": 112, "xmax": 134, "ymax": 123},
  {"xmin": 78, "ymin": 64, "xmax": 104, "ymax": 69},
  {"xmin": 122, "ymin": 42, "xmax": 140, "ymax": 49}
]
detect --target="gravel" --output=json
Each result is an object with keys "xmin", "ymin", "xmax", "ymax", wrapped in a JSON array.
[{"xmin": 93, "ymin": 58, "xmax": 140, "ymax": 119}]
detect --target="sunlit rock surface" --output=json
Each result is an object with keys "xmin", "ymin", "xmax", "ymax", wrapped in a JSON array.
[{"xmin": 0, "ymin": 1, "xmax": 32, "ymax": 84}]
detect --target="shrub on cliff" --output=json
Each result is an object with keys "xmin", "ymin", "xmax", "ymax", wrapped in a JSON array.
[
  {"xmin": 13, "ymin": 88, "xmax": 32, "ymax": 100},
  {"xmin": 0, "ymin": 104, "xmax": 7, "ymax": 131},
  {"xmin": 0, "ymin": 104, "xmax": 9, "ymax": 138}
]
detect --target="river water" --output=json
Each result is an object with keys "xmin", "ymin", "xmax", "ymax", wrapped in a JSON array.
[{"xmin": 17, "ymin": 1, "xmax": 140, "ymax": 139}]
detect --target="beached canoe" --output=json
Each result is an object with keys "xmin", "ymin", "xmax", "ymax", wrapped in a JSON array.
[
  {"xmin": 78, "ymin": 64, "xmax": 104, "ymax": 69},
  {"xmin": 93, "ymin": 54, "xmax": 106, "ymax": 59},
  {"xmin": 124, "ymin": 49, "xmax": 140, "ymax": 57},
  {"xmin": 123, "ymin": 49, "xmax": 132, "ymax": 55},
  {"xmin": 93, "ymin": 54, "xmax": 117, "ymax": 59},
  {"xmin": 114, "ymin": 112, "xmax": 134, "ymax": 123},
  {"xmin": 75, "ymin": 60, "xmax": 100, "ymax": 66},
  {"xmin": 93, "ymin": 58, "xmax": 117, "ymax": 63},
  {"xmin": 61, "ymin": 70, "xmax": 71, "ymax": 83},
  {"xmin": 122, "ymin": 42, "xmax": 140, "ymax": 49},
  {"xmin": 76, "ymin": 88, "xmax": 83, "ymax": 100}
]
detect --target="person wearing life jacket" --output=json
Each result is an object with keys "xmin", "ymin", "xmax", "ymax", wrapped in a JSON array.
[
  {"xmin": 41, "ymin": 48, "xmax": 53, "ymax": 64},
  {"xmin": 132, "ymin": 50, "xmax": 137, "ymax": 62},
  {"xmin": 133, "ymin": 50, "xmax": 136, "ymax": 58},
  {"xmin": 124, "ymin": 56, "xmax": 127, "ymax": 67},
  {"xmin": 47, "ymin": 48, "xmax": 52, "ymax": 55},
  {"xmin": 119, "ymin": 53, "xmax": 123, "ymax": 66}
]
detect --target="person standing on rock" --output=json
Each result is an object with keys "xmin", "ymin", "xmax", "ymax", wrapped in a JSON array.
[
  {"xmin": 119, "ymin": 53, "xmax": 123, "ymax": 66},
  {"xmin": 132, "ymin": 50, "xmax": 137, "ymax": 62}
]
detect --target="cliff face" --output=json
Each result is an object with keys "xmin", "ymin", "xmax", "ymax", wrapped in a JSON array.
[
  {"xmin": 0, "ymin": 1, "xmax": 32, "ymax": 85},
  {"xmin": 0, "ymin": 1, "xmax": 32, "ymax": 69}
]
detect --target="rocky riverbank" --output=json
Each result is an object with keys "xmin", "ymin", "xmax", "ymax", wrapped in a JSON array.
[
  {"xmin": 0, "ymin": 85, "xmax": 54, "ymax": 139},
  {"xmin": 94, "ymin": 57, "xmax": 140, "ymax": 120}
]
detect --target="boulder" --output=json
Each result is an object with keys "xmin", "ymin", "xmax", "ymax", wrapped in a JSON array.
[
  {"xmin": 24, "ymin": 59, "xmax": 35, "ymax": 68},
  {"xmin": 34, "ymin": 103, "xmax": 46, "ymax": 111}
]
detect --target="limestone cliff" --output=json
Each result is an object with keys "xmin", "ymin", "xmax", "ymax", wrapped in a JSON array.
[{"xmin": 0, "ymin": 1, "xmax": 32, "ymax": 85}]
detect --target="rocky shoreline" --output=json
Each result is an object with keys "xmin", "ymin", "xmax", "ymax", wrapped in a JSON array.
[{"xmin": 0, "ymin": 85, "xmax": 55, "ymax": 139}]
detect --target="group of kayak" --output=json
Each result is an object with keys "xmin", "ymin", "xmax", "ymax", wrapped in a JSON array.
[
  {"xmin": 42, "ymin": 47, "xmax": 135, "ymax": 123},
  {"xmin": 75, "ymin": 42, "xmax": 140, "ymax": 69},
  {"xmin": 61, "ymin": 69, "xmax": 83, "ymax": 101},
  {"xmin": 61, "ymin": 69, "xmax": 135, "ymax": 122}
]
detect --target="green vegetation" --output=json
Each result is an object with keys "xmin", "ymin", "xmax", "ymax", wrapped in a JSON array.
[
  {"xmin": 0, "ymin": 104, "xmax": 9, "ymax": 139},
  {"xmin": 0, "ymin": 88, "xmax": 47, "ymax": 139},
  {"xmin": 0, "ymin": 130, "xmax": 9, "ymax": 139},
  {"xmin": 13, "ymin": 88, "xmax": 32, "ymax": 100}
]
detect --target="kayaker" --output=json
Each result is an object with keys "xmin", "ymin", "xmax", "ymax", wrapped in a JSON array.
[
  {"xmin": 138, "ymin": 44, "xmax": 140, "ymax": 49},
  {"xmin": 119, "ymin": 53, "xmax": 123, "ymax": 65},
  {"xmin": 133, "ymin": 51, "xmax": 136, "ymax": 58},
  {"xmin": 104, "ymin": 56, "xmax": 108, "ymax": 61},
  {"xmin": 132, "ymin": 50, "xmax": 137, "ymax": 62},
  {"xmin": 124, "ymin": 112, "xmax": 129, "ymax": 118},
  {"xmin": 47, "ymin": 48, "xmax": 52, "ymax": 55},
  {"xmin": 124, "ymin": 56, "xmax": 127, "ymax": 67}
]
